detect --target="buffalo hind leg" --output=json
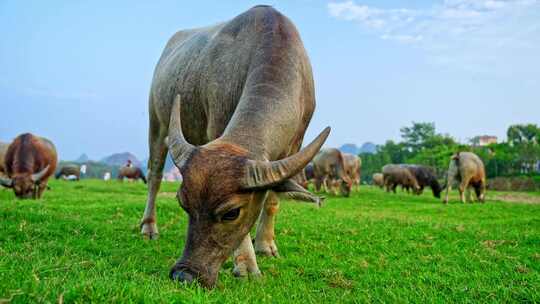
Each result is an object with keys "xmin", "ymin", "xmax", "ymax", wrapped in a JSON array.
[
  {"xmin": 140, "ymin": 109, "xmax": 168, "ymax": 239},
  {"xmin": 254, "ymin": 192, "xmax": 280, "ymax": 257},
  {"xmin": 475, "ymin": 182, "xmax": 486, "ymax": 203},
  {"xmin": 458, "ymin": 178, "xmax": 470, "ymax": 204},
  {"xmin": 233, "ymin": 234, "xmax": 261, "ymax": 277}
]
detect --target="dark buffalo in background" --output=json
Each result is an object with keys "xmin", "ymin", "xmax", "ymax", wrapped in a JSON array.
[
  {"xmin": 56, "ymin": 164, "xmax": 81, "ymax": 181},
  {"xmin": 0, "ymin": 133, "xmax": 57, "ymax": 199},
  {"xmin": 401, "ymin": 164, "xmax": 442, "ymax": 198},
  {"xmin": 305, "ymin": 162, "xmax": 314, "ymax": 181}
]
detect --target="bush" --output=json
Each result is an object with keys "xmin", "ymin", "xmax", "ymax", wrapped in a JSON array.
[{"xmin": 488, "ymin": 177, "xmax": 539, "ymax": 191}]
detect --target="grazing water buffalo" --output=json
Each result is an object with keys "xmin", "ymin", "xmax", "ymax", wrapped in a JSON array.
[
  {"xmin": 372, "ymin": 173, "xmax": 384, "ymax": 188},
  {"xmin": 443, "ymin": 152, "xmax": 486, "ymax": 204},
  {"xmin": 0, "ymin": 133, "xmax": 57, "ymax": 199},
  {"xmin": 56, "ymin": 165, "xmax": 81, "ymax": 181},
  {"xmin": 292, "ymin": 169, "xmax": 309, "ymax": 189},
  {"xmin": 401, "ymin": 165, "xmax": 442, "ymax": 198},
  {"xmin": 139, "ymin": 6, "xmax": 329, "ymax": 288},
  {"xmin": 312, "ymin": 148, "xmax": 352, "ymax": 197},
  {"xmin": 0, "ymin": 141, "xmax": 9, "ymax": 179},
  {"xmin": 118, "ymin": 166, "xmax": 147, "ymax": 184},
  {"xmin": 382, "ymin": 164, "xmax": 420, "ymax": 194},
  {"xmin": 343, "ymin": 153, "xmax": 361, "ymax": 190}
]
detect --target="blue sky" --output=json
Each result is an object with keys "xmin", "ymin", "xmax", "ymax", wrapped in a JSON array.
[{"xmin": 1, "ymin": 0, "xmax": 539, "ymax": 161}]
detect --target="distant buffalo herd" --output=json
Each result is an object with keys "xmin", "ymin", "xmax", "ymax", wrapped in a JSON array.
[
  {"xmin": 372, "ymin": 152, "xmax": 486, "ymax": 203},
  {"xmin": 0, "ymin": 5, "xmax": 488, "ymax": 289},
  {"xmin": 293, "ymin": 147, "xmax": 486, "ymax": 205},
  {"xmin": 0, "ymin": 134, "xmax": 147, "ymax": 199}
]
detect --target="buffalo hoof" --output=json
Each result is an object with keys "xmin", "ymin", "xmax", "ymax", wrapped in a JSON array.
[
  {"xmin": 317, "ymin": 196, "xmax": 325, "ymax": 208},
  {"xmin": 140, "ymin": 222, "xmax": 159, "ymax": 240},
  {"xmin": 255, "ymin": 239, "xmax": 279, "ymax": 257},
  {"xmin": 232, "ymin": 265, "xmax": 261, "ymax": 278},
  {"xmin": 170, "ymin": 269, "xmax": 196, "ymax": 284}
]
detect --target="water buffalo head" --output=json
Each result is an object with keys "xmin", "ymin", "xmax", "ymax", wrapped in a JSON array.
[
  {"xmin": 166, "ymin": 96, "xmax": 329, "ymax": 287},
  {"xmin": 0, "ymin": 166, "xmax": 49, "ymax": 199},
  {"xmin": 332, "ymin": 176, "xmax": 352, "ymax": 197},
  {"xmin": 431, "ymin": 181, "xmax": 442, "ymax": 198}
]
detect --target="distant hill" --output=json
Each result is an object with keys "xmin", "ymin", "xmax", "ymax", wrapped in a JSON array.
[
  {"xmin": 359, "ymin": 142, "xmax": 377, "ymax": 154},
  {"xmin": 74, "ymin": 153, "xmax": 90, "ymax": 163},
  {"xmin": 339, "ymin": 142, "xmax": 377, "ymax": 155},
  {"xmin": 101, "ymin": 152, "xmax": 142, "ymax": 168},
  {"xmin": 339, "ymin": 144, "xmax": 360, "ymax": 155}
]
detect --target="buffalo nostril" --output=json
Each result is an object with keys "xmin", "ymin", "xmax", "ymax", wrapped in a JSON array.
[{"xmin": 170, "ymin": 269, "xmax": 195, "ymax": 283}]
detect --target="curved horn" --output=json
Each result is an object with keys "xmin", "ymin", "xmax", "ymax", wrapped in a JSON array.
[
  {"xmin": 168, "ymin": 95, "xmax": 196, "ymax": 168},
  {"xmin": 31, "ymin": 165, "xmax": 50, "ymax": 183},
  {"xmin": 0, "ymin": 177, "xmax": 13, "ymax": 188},
  {"xmin": 243, "ymin": 127, "xmax": 330, "ymax": 189}
]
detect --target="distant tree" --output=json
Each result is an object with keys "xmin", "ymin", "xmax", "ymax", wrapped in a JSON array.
[
  {"xmin": 379, "ymin": 140, "xmax": 409, "ymax": 164},
  {"xmin": 506, "ymin": 124, "xmax": 540, "ymax": 174},
  {"xmin": 400, "ymin": 122, "xmax": 436, "ymax": 153},
  {"xmin": 360, "ymin": 122, "xmax": 539, "ymax": 183},
  {"xmin": 507, "ymin": 124, "xmax": 540, "ymax": 146}
]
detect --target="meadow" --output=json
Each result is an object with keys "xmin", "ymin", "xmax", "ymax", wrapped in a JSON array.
[{"xmin": 1, "ymin": 180, "xmax": 539, "ymax": 303}]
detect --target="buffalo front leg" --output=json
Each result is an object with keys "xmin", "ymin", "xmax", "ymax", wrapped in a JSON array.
[
  {"xmin": 323, "ymin": 178, "xmax": 334, "ymax": 194},
  {"xmin": 254, "ymin": 192, "xmax": 280, "ymax": 257},
  {"xmin": 140, "ymin": 110, "xmax": 168, "ymax": 239},
  {"xmin": 233, "ymin": 234, "xmax": 261, "ymax": 277},
  {"xmin": 314, "ymin": 178, "xmax": 323, "ymax": 192}
]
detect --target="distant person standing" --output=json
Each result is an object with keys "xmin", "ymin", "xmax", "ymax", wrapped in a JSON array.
[
  {"xmin": 104, "ymin": 172, "xmax": 111, "ymax": 181},
  {"xmin": 80, "ymin": 164, "xmax": 87, "ymax": 178}
]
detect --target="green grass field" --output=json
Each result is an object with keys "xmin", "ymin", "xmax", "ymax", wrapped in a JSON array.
[{"xmin": 1, "ymin": 180, "xmax": 539, "ymax": 303}]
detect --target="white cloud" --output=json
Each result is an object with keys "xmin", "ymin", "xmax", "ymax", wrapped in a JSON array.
[
  {"xmin": 327, "ymin": 0, "xmax": 540, "ymax": 73},
  {"xmin": 381, "ymin": 34, "xmax": 423, "ymax": 43}
]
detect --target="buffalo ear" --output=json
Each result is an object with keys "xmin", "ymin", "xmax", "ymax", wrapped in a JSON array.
[
  {"xmin": 273, "ymin": 179, "xmax": 324, "ymax": 208},
  {"xmin": 0, "ymin": 177, "xmax": 13, "ymax": 188}
]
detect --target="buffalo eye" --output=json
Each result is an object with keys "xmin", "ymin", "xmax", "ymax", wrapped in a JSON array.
[{"xmin": 221, "ymin": 208, "xmax": 240, "ymax": 221}]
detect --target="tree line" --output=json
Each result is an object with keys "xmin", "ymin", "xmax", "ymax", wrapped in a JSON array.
[{"xmin": 361, "ymin": 122, "xmax": 540, "ymax": 182}]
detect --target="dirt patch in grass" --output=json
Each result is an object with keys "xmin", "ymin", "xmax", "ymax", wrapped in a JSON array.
[
  {"xmin": 157, "ymin": 192, "xmax": 177, "ymax": 198},
  {"xmin": 489, "ymin": 193, "xmax": 540, "ymax": 204}
]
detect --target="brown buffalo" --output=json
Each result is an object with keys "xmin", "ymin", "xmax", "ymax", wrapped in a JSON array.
[
  {"xmin": 118, "ymin": 166, "xmax": 147, "ymax": 184},
  {"xmin": 343, "ymin": 153, "xmax": 361, "ymax": 190},
  {"xmin": 401, "ymin": 164, "xmax": 442, "ymax": 198},
  {"xmin": 443, "ymin": 152, "xmax": 486, "ymax": 203},
  {"xmin": 382, "ymin": 164, "xmax": 420, "ymax": 194},
  {"xmin": 312, "ymin": 148, "xmax": 352, "ymax": 197},
  {"xmin": 0, "ymin": 133, "xmax": 57, "ymax": 199},
  {"xmin": 56, "ymin": 164, "xmax": 81, "ymax": 181},
  {"xmin": 372, "ymin": 173, "xmax": 384, "ymax": 188},
  {"xmin": 139, "ymin": 6, "xmax": 329, "ymax": 288}
]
